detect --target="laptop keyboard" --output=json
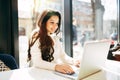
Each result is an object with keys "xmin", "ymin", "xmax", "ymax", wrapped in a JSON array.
[{"xmin": 53, "ymin": 68, "xmax": 79, "ymax": 79}]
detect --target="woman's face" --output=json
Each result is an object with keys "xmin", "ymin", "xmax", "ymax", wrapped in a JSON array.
[{"xmin": 46, "ymin": 15, "xmax": 59, "ymax": 35}]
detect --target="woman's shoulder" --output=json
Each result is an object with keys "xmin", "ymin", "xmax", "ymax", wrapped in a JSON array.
[
  {"xmin": 29, "ymin": 28, "xmax": 39, "ymax": 46},
  {"xmin": 52, "ymin": 35, "xmax": 62, "ymax": 44},
  {"xmin": 51, "ymin": 34, "xmax": 60, "ymax": 40}
]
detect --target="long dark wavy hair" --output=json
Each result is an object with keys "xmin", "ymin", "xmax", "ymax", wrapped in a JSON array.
[{"xmin": 28, "ymin": 10, "xmax": 61, "ymax": 62}]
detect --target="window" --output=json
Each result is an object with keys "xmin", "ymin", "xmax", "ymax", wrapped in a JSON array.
[
  {"xmin": 72, "ymin": 0, "xmax": 118, "ymax": 59},
  {"xmin": 18, "ymin": 0, "xmax": 119, "ymax": 67}
]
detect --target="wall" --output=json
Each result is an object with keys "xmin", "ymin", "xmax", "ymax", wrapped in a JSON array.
[{"xmin": 0, "ymin": 0, "xmax": 19, "ymax": 65}]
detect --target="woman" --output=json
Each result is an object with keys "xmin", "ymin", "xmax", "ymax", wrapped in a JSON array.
[{"xmin": 28, "ymin": 10, "xmax": 80, "ymax": 74}]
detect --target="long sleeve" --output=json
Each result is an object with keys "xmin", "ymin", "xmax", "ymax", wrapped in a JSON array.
[
  {"xmin": 30, "ymin": 39, "xmax": 56, "ymax": 70},
  {"xmin": 30, "ymin": 34, "xmax": 75, "ymax": 71},
  {"xmin": 54, "ymin": 36, "xmax": 74, "ymax": 65}
]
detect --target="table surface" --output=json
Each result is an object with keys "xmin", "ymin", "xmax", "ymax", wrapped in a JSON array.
[{"xmin": 0, "ymin": 60, "xmax": 120, "ymax": 80}]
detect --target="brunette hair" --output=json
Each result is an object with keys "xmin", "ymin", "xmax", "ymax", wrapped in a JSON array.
[{"xmin": 28, "ymin": 10, "xmax": 61, "ymax": 62}]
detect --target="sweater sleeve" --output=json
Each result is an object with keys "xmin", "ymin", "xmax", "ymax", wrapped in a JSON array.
[
  {"xmin": 60, "ymin": 49, "xmax": 74, "ymax": 65},
  {"xmin": 55, "ymin": 36, "xmax": 74, "ymax": 65},
  {"xmin": 30, "ymin": 39, "xmax": 56, "ymax": 70}
]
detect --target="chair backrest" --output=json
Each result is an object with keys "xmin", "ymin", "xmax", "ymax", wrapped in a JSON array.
[{"xmin": 0, "ymin": 53, "xmax": 18, "ymax": 70}]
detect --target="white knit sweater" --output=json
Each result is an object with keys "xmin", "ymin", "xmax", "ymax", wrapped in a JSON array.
[{"xmin": 30, "ymin": 34, "xmax": 74, "ymax": 71}]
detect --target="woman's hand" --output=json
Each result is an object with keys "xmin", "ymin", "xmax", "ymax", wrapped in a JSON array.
[
  {"xmin": 55, "ymin": 64, "xmax": 74, "ymax": 74},
  {"xmin": 73, "ymin": 60, "xmax": 80, "ymax": 67}
]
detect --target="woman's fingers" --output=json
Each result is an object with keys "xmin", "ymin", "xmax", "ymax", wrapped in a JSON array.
[
  {"xmin": 74, "ymin": 60, "xmax": 80, "ymax": 67},
  {"xmin": 55, "ymin": 64, "xmax": 74, "ymax": 74},
  {"xmin": 64, "ymin": 65, "xmax": 74, "ymax": 74}
]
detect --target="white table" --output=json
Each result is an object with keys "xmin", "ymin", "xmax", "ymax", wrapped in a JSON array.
[
  {"xmin": 0, "ymin": 60, "xmax": 120, "ymax": 80},
  {"xmin": 0, "ymin": 67, "xmax": 104, "ymax": 80},
  {"xmin": 0, "ymin": 67, "xmax": 72, "ymax": 80}
]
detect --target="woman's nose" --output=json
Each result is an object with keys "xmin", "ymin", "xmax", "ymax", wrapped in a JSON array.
[{"xmin": 53, "ymin": 24, "xmax": 58, "ymax": 28}]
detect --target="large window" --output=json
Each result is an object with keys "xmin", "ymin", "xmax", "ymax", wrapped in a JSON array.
[
  {"xmin": 18, "ymin": 0, "xmax": 119, "ymax": 68},
  {"xmin": 72, "ymin": 0, "xmax": 118, "ymax": 59}
]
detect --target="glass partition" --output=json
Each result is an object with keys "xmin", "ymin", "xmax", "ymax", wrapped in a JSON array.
[{"xmin": 72, "ymin": 0, "xmax": 118, "ymax": 59}]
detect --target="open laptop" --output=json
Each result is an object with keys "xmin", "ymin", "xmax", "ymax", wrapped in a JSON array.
[{"xmin": 54, "ymin": 41, "xmax": 111, "ymax": 80}]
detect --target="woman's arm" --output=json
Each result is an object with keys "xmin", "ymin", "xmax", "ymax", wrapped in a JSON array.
[
  {"xmin": 60, "ymin": 47, "xmax": 74, "ymax": 64},
  {"xmin": 60, "ymin": 44, "xmax": 80, "ymax": 67},
  {"xmin": 55, "ymin": 36, "xmax": 80, "ymax": 67},
  {"xmin": 31, "ymin": 39, "xmax": 75, "ymax": 74},
  {"xmin": 54, "ymin": 36, "xmax": 74, "ymax": 64}
]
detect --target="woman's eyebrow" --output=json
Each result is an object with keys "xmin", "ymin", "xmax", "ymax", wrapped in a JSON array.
[{"xmin": 49, "ymin": 19, "xmax": 55, "ymax": 21}]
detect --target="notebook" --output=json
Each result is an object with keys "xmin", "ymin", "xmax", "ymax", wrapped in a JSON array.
[{"xmin": 54, "ymin": 41, "xmax": 111, "ymax": 80}]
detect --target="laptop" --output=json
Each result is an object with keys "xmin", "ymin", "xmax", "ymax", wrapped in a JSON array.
[{"xmin": 54, "ymin": 41, "xmax": 111, "ymax": 80}]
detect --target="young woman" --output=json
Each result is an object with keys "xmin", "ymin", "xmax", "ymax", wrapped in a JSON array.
[{"xmin": 28, "ymin": 9, "xmax": 80, "ymax": 74}]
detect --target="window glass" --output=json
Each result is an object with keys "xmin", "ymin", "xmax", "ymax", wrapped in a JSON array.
[
  {"xmin": 72, "ymin": 0, "xmax": 118, "ymax": 59},
  {"xmin": 18, "ymin": 0, "xmax": 118, "ymax": 67}
]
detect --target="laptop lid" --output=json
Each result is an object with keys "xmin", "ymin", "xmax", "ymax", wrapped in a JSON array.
[
  {"xmin": 54, "ymin": 41, "xmax": 111, "ymax": 80},
  {"xmin": 77, "ymin": 41, "xmax": 111, "ymax": 80}
]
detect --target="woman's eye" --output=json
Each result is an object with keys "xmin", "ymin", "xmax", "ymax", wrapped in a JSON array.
[{"xmin": 50, "ymin": 22, "xmax": 54, "ymax": 24}]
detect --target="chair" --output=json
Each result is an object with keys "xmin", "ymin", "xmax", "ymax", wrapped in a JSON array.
[{"xmin": 0, "ymin": 53, "xmax": 18, "ymax": 70}]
